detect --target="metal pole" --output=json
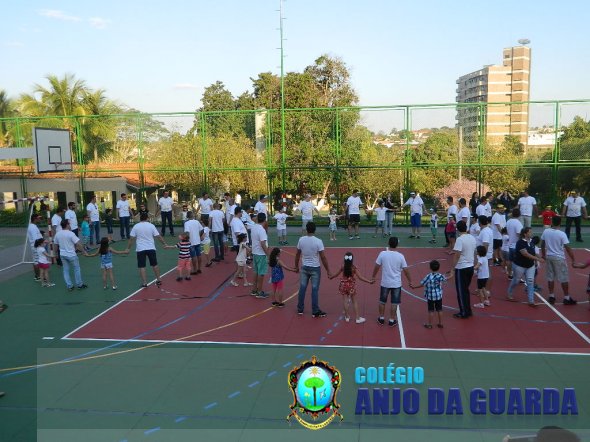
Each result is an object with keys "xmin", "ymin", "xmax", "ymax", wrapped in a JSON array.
[
  {"xmin": 136, "ymin": 115, "xmax": 146, "ymax": 203},
  {"xmin": 477, "ymin": 103, "xmax": 485, "ymax": 195},
  {"xmin": 335, "ymin": 108, "xmax": 341, "ymax": 212},
  {"xmin": 458, "ymin": 125, "xmax": 463, "ymax": 181},
  {"xmin": 552, "ymin": 101, "xmax": 560, "ymax": 206},
  {"xmin": 200, "ymin": 112, "xmax": 208, "ymax": 191},
  {"xmin": 279, "ymin": 0, "xmax": 286, "ymax": 193}
]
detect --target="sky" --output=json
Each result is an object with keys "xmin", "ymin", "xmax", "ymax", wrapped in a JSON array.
[{"xmin": 2, "ymin": 0, "xmax": 590, "ymax": 132}]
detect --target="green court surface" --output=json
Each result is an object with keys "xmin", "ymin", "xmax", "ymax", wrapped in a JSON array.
[{"xmin": 0, "ymin": 227, "xmax": 589, "ymax": 441}]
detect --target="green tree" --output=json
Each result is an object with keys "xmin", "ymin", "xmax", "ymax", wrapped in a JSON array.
[{"xmin": 0, "ymin": 89, "xmax": 15, "ymax": 147}]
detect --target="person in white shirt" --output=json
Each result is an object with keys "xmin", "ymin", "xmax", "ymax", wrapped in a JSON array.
[
  {"xmin": 540, "ymin": 216, "xmax": 577, "ymax": 305},
  {"xmin": 404, "ymin": 191, "xmax": 424, "ymax": 239},
  {"xmin": 156, "ymin": 190, "xmax": 175, "ymax": 237},
  {"xmin": 561, "ymin": 190, "xmax": 588, "ymax": 242},
  {"xmin": 28, "ymin": 213, "xmax": 44, "ymax": 280},
  {"xmin": 86, "ymin": 195, "xmax": 101, "ymax": 245},
  {"xmin": 126, "ymin": 212, "xmax": 169, "ymax": 287},
  {"xmin": 184, "ymin": 211, "xmax": 204, "ymax": 274},
  {"xmin": 208, "ymin": 203, "xmax": 226, "ymax": 262},
  {"xmin": 445, "ymin": 196, "xmax": 459, "ymax": 247},
  {"xmin": 196, "ymin": 192, "xmax": 214, "ymax": 225},
  {"xmin": 451, "ymin": 220, "xmax": 476, "ymax": 318},
  {"xmin": 254, "ymin": 195, "xmax": 269, "ymax": 216},
  {"xmin": 235, "ymin": 192, "xmax": 242, "ymax": 207},
  {"xmin": 64, "ymin": 202, "xmax": 79, "ymax": 236},
  {"xmin": 477, "ymin": 215, "xmax": 495, "ymax": 296},
  {"xmin": 54, "ymin": 220, "xmax": 87, "ymax": 291},
  {"xmin": 274, "ymin": 207, "xmax": 291, "ymax": 245},
  {"xmin": 457, "ymin": 198, "xmax": 471, "ymax": 229},
  {"xmin": 491, "ymin": 205, "xmax": 507, "ymax": 266},
  {"xmin": 250, "ymin": 213, "xmax": 270, "ymax": 298},
  {"xmin": 297, "ymin": 194, "xmax": 320, "ymax": 234},
  {"xmin": 346, "ymin": 190, "xmax": 363, "ymax": 239},
  {"xmin": 371, "ymin": 236, "xmax": 412, "ymax": 327},
  {"xmin": 51, "ymin": 207, "xmax": 65, "ymax": 266},
  {"xmin": 475, "ymin": 196, "xmax": 492, "ymax": 218},
  {"xmin": 517, "ymin": 190, "xmax": 537, "ymax": 228},
  {"xmin": 230, "ymin": 206, "xmax": 248, "ymax": 251},
  {"xmin": 506, "ymin": 208, "xmax": 523, "ymax": 279},
  {"xmin": 373, "ymin": 200, "xmax": 387, "ymax": 238},
  {"xmin": 116, "ymin": 193, "xmax": 132, "ymax": 240},
  {"xmin": 294, "ymin": 222, "xmax": 332, "ymax": 317}
]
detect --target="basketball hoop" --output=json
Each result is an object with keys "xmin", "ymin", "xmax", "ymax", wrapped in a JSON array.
[{"xmin": 53, "ymin": 161, "xmax": 76, "ymax": 180}]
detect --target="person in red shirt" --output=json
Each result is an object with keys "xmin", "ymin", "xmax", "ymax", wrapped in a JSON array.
[{"xmin": 539, "ymin": 205, "xmax": 557, "ymax": 228}]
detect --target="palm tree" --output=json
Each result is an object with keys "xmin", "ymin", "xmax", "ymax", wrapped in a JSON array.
[
  {"xmin": 0, "ymin": 89, "xmax": 14, "ymax": 146},
  {"xmin": 79, "ymin": 89, "xmax": 121, "ymax": 162}
]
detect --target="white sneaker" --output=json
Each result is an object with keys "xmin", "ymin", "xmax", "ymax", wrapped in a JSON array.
[
  {"xmin": 473, "ymin": 303, "xmax": 485, "ymax": 308},
  {"xmin": 45, "ymin": 282, "xmax": 55, "ymax": 287},
  {"xmin": 355, "ymin": 317, "xmax": 366, "ymax": 324}
]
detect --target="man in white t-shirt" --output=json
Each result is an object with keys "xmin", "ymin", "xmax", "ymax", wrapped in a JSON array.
[
  {"xmin": 491, "ymin": 204, "xmax": 507, "ymax": 265},
  {"xmin": 297, "ymin": 194, "xmax": 319, "ymax": 234},
  {"xmin": 28, "ymin": 213, "xmax": 44, "ymax": 281},
  {"xmin": 250, "ymin": 213, "xmax": 270, "ymax": 299},
  {"xmin": 404, "ymin": 191, "xmax": 424, "ymax": 239},
  {"xmin": 457, "ymin": 198, "xmax": 471, "ymax": 229},
  {"xmin": 209, "ymin": 203, "xmax": 226, "ymax": 262},
  {"xmin": 346, "ymin": 190, "xmax": 363, "ymax": 239},
  {"xmin": 477, "ymin": 215, "xmax": 495, "ymax": 295},
  {"xmin": 116, "ymin": 193, "xmax": 131, "ymax": 240},
  {"xmin": 86, "ymin": 195, "xmax": 100, "ymax": 245},
  {"xmin": 230, "ymin": 206, "xmax": 247, "ymax": 251},
  {"xmin": 371, "ymin": 236, "xmax": 412, "ymax": 327},
  {"xmin": 197, "ymin": 192, "xmax": 214, "ymax": 226},
  {"xmin": 156, "ymin": 190, "xmax": 175, "ymax": 237},
  {"xmin": 274, "ymin": 207, "xmax": 290, "ymax": 245},
  {"xmin": 51, "ymin": 206, "xmax": 65, "ymax": 266},
  {"xmin": 184, "ymin": 211, "xmax": 204, "ymax": 274},
  {"xmin": 126, "ymin": 212, "xmax": 169, "ymax": 287},
  {"xmin": 517, "ymin": 190, "xmax": 537, "ymax": 228},
  {"xmin": 295, "ymin": 221, "xmax": 331, "ymax": 317},
  {"xmin": 64, "ymin": 202, "xmax": 79, "ymax": 236},
  {"xmin": 445, "ymin": 196, "xmax": 459, "ymax": 247},
  {"xmin": 475, "ymin": 196, "xmax": 492, "ymax": 218},
  {"xmin": 540, "ymin": 216, "xmax": 577, "ymax": 305},
  {"xmin": 505, "ymin": 208, "xmax": 523, "ymax": 279},
  {"xmin": 452, "ymin": 220, "xmax": 476, "ymax": 318},
  {"xmin": 561, "ymin": 190, "xmax": 588, "ymax": 242},
  {"xmin": 254, "ymin": 194, "xmax": 268, "ymax": 216},
  {"xmin": 54, "ymin": 220, "xmax": 87, "ymax": 291}
]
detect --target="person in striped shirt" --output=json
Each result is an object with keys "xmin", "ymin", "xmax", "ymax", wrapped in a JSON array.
[
  {"xmin": 411, "ymin": 260, "xmax": 452, "ymax": 329},
  {"xmin": 169, "ymin": 233, "xmax": 192, "ymax": 281}
]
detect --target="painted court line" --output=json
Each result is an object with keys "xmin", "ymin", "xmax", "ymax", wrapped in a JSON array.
[
  {"xmin": 144, "ymin": 427, "xmax": 160, "ymax": 435},
  {"xmin": 248, "ymin": 381, "xmax": 260, "ymax": 388},
  {"xmin": 228, "ymin": 391, "xmax": 241, "ymax": 399},
  {"xmin": 174, "ymin": 416, "xmax": 187, "ymax": 423},
  {"xmin": 62, "ymin": 267, "xmax": 177, "ymax": 339},
  {"xmin": 204, "ymin": 402, "xmax": 217, "ymax": 410},
  {"xmin": 397, "ymin": 306, "xmax": 406, "ymax": 349},
  {"xmin": 535, "ymin": 292, "xmax": 590, "ymax": 345}
]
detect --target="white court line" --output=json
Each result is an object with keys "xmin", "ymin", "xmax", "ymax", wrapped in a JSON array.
[
  {"xmin": 534, "ymin": 292, "xmax": 590, "ymax": 345},
  {"xmin": 61, "ymin": 267, "xmax": 177, "ymax": 339},
  {"xmin": 397, "ymin": 306, "xmax": 406, "ymax": 349},
  {"xmin": 60, "ymin": 336, "xmax": 590, "ymax": 356}
]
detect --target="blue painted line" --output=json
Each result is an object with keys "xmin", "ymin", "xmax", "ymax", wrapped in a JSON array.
[
  {"xmin": 1, "ymin": 275, "xmax": 233, "ymax": 378},
  {"xmin": 326, "ymin": 329, "xmax": 332, "ymax": 334},
  {"xmin": 333, "ymin": 322, "xmax": 339, "ymax": 327},
  {"xmin": 282, "ymin": 361, "xmax": 292, "ymax": 368},
  {"xmin": 228, "ymin": 391, "xmax": 241, "ymax": 399},
  {"xmin": 174, "ymin": 416, "xmax": 187, "ymax": 423},
  {"xmin": 204, "ymin": 402, "xmax": 218, "ymax": 410},
  {"xmin": 296, "ymin": 353, "xmax": 304, "ymax": 358},
  {"xmin": 120, "ymin": 440, "xmax": 128, "ymax": 442},
  {"xmin": 267, "ymin": 370, "xmax": 277, "ymax": 377},
  {"xmin": 144, "ymin": 427, "xmax": 160, "ymax": 435},
  {"xmin": 320, "ymin": 336, "xmax": 326, "ymax": 341},
  {"xmin": 339, "ymin": 315, "xmax": 344, "ymax": 320},
  {"xmin": 248, "ymin": 381, "xmax": 260, "ymax": 388}
]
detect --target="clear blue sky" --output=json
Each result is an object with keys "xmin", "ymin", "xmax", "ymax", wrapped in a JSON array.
[{"xmin": 3, "ymin": 0, "xmax": 590, "ymax": 131}]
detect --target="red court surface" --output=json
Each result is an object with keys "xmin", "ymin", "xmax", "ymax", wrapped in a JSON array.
[{"xmin": 65, "ymin": 247, "xmax": 590, "ymax": 354}]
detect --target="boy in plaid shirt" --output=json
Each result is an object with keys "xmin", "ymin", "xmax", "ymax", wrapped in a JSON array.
[{"xmin": 411, "ymin": 260, "xmax": 452, "ymax": 329}]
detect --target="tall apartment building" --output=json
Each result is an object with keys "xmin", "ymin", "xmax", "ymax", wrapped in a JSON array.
[{"xmin": 456, "ymin": 45, "xmax": 531, "ymax": 146}]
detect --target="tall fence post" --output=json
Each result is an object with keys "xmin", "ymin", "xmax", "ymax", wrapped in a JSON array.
[
  {"xmin": 552, "ymin": 101, "xmax": 560, "ymax": 206},
  {"xmin": 74, "ymin": 117, "xmax": 85, "ymax": 202},
  {"xmin": 200, "ymin": 112, "xmax": 208, "ymax": 191}
]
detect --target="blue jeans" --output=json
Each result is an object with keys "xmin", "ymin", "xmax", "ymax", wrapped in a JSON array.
[
  {"xmin": 508, "ymin": 264, "xmax": 536, "ymax": 303},
  {"xmin": 385, "ymin": 210, "xmax": 394, "ymax": 235},
  {"xmin": 90, "ymin": 221, "xmax": 100, "ymax": 244},
  {"xmin": 61, "ymin": 255, "xmax": 83, "ymax": 288},
  {"xmin": 119, "ymin": 216, "xmax": 130, "ymax": 239},
  {"xmin": 211, "ymin": 231, "xmax": 224, "ymax": 260},
  {"xmin": 297, "ymin": 266, "xmax": 321, "ymax": 314}
]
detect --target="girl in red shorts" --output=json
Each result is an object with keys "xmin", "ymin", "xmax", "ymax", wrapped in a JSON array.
[
  {"xmin": 330, "ymin": 252, "xmax": 373, "ymax": 323},
  {"xmin": 268, "ymin": 248, "xmax": 296, "ymax": 308},
  {"xmin": 35, "ymin": 238, "xmax": 55, "ymax": 287}
]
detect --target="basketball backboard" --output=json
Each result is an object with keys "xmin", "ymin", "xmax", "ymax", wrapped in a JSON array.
[{"xmin": 33, "ymin": 127, "xmax": 73, "ymax": 173}]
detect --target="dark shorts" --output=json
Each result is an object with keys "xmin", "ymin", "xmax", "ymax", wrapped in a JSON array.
[
  {"xmin": 349, "ymin": 214, "xmax": 360, "ymax": 224},
  {"xmin": 379, "ymin": 286, "xmax": 401, "ymax": 305},
  {"xmin": 427, "ymin": 299, "xmax": 442, "ymax": 312},
  {"xmin": 137, "ymin": 249, "xmax": 157, "ymax": 268},
  {"xmin": 190, "ymin": 244, "xmax": 202, "ymax": 257},
  {"xmin": 231, "ymin": 245, "xmax": 239, "ymax": 252},
  {"xmin": 410, "ymin": 213, "xmax": 422, "ymax": 227},
  {"xmin": 493, "ymin": 239, "xmax": 502, "ymax": 250},
  {"xmin": 446, "ymin": 231, "xmax": 456, "ymax": 239},
  {"xmin": 477, "ymin": 278, "xmax": 488, "ymax": 289}
]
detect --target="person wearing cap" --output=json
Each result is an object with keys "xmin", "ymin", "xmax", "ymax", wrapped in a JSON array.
[
  {"xmin": 562, "ymin": 190, "xmax": 588, "ymax": 242},
  {"xmin": 491, "ymin": 204, "xmax": 507, "ymax": 266},
  {"xmin": 297, "ymin": 194, "xmax": 320, "ymax": 235},
  {"xmin": 539, "ymin": 205, "xmax": 558, "ymax": 229},
  {"xmin": 346, "ymin": 190, "xmax": 363, "ymax": 239},
  {"xmin": 404, "ymin": 191, "xmax": 424, "ymax": 239}
]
